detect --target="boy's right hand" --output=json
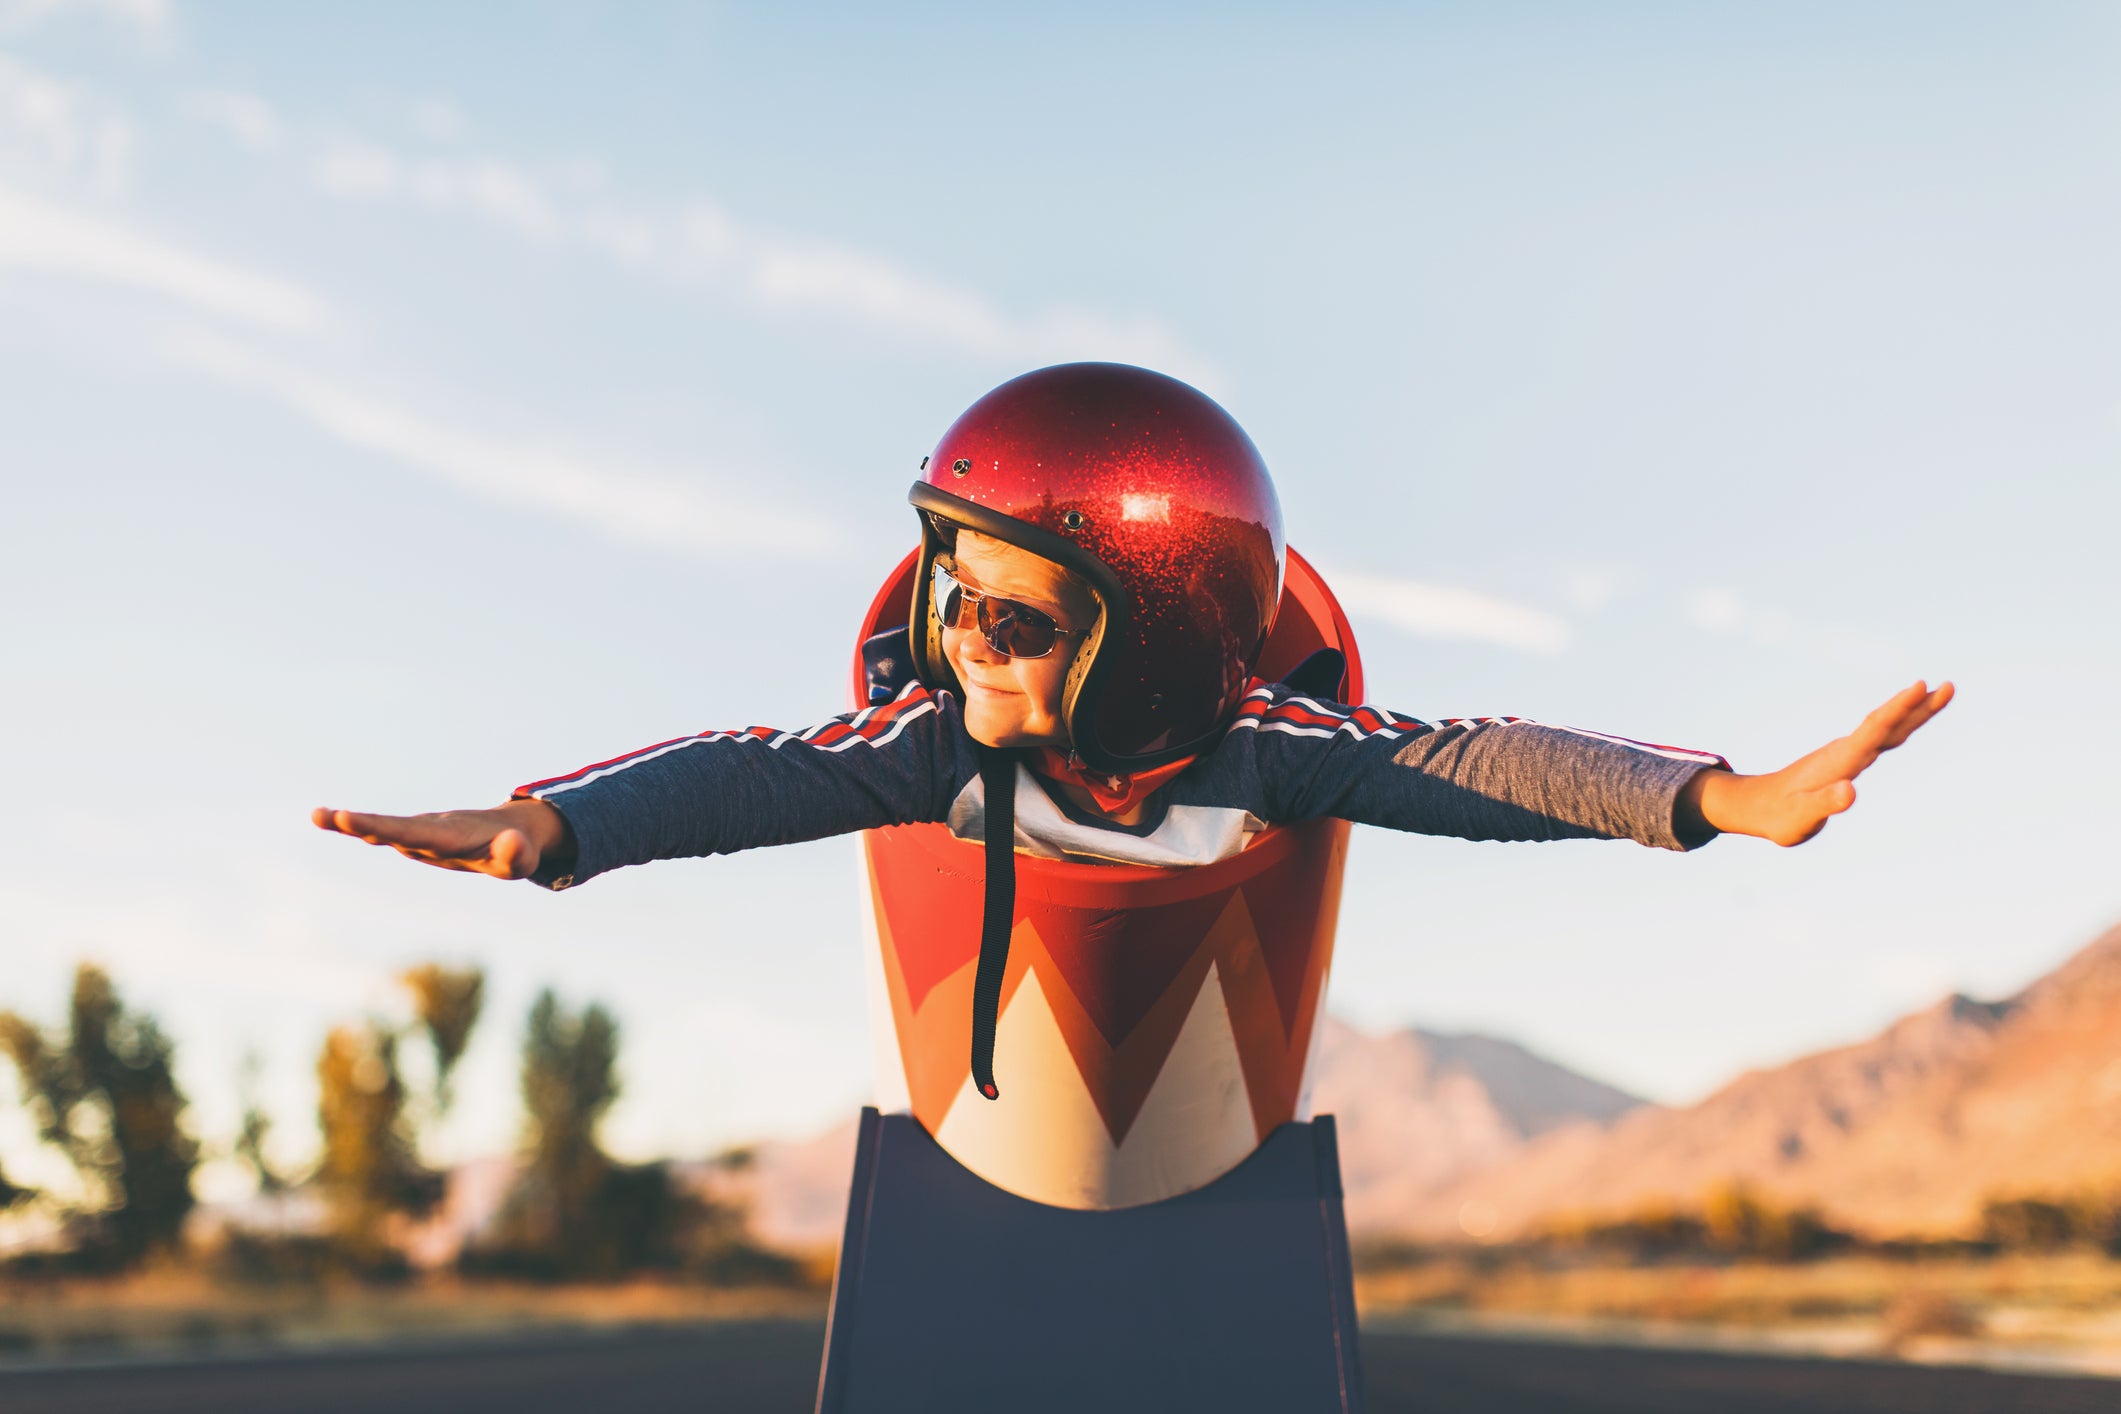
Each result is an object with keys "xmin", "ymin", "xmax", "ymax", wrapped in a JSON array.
[{"xmin": 311, "ymin": 798, "xmax": 569, "ymax": 880}]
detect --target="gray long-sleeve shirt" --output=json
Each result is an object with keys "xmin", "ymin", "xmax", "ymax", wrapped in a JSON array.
[{"xmin": 513, "ymin": 682, "xmax": 1726, "ymax": 889}]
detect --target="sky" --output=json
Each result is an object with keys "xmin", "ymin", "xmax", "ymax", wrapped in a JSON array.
[{"xmin": 2, "ymin": 1, "xmax": 2117, "ymax": 1203}]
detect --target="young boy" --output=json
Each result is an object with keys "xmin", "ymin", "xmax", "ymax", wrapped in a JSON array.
[{"xmin": 315, "ymin": 363, "xmax": 1951, "ymax": 1084}]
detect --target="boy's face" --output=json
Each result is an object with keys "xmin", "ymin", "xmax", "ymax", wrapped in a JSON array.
[{"xmin": 943, "ymin": 531, "xmax": 1097, "ymax": 750}]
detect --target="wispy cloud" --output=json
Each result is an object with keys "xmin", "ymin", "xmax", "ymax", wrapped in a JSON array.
[
  {"xmin": 169, "ymin": 329, "xmax": 838, "ymax": 556},
  {"xmin": 0, "ymin": 181, "xmax": 325, "ymax": 328},
  {"xmin": 1688, "ymin": 586, "xmax": 1792, "ymax": 641},
  {"xmin": 312, "ymin": 137, "xmax": 562, "ymax": 240},
  {"xmin": 1560, "ymin": 567, "xmax": 1627, "ymax": 613},
  {"xmin": 0, "ymin": 50, "xmax": 132, "ymax": 191},
  {"xmin": 0, "ymin": 0, "xmax": 171, "ymax": 41},
  {"xmin": 1327, "ymin": 569, "xmax": 1572, "ymax": 655},
  {"xmin": 1685, "ymin": 585, "xmax": 1891, "ymax": 664},
  {"xmin": 1679, "ymin": 589, "xmax": 1900, "ymax": 674},
  {"xmin": 183, "ymin": 88, "xmax": 283, "ymax": 154},
  {"xmin": 404, "ymin": 96, "xmax": 465, "ymax": 143},
  {"xmin": 734, "ymin": 230, "xmax": 1191, "ymax": 370},
  {"xmin": 0, "ymin": 111, "xmax": 828, "ymax": 560},
  {"xmin": 185, "ymin": 99, "xmax": 1208, "ymax": 378}
]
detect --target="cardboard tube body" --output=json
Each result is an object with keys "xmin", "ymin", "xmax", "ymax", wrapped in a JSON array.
[{"xmin": 851, "ymin": 549, "xmax": 1363, "ymax": 1209}]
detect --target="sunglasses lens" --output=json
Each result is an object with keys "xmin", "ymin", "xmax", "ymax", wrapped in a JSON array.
[
  {"xmin": 934, "ymin": 559, "xmax": 1063, "ymax": 658},
  {"xmin": 933, "ymin": 562, "xmax": 966, "ymax": 627},
  {"xmin": 987, "ymin": 605, "xmax": 1057, "ymax": 658}
]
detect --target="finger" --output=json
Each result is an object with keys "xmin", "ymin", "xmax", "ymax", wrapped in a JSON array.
[
  {"xmin": 323, "ymin": 809, "xmax": 481, "ymax": 858},
  {"xmin": 342, "ymin": 811, "xmax": 439, "ymax": 849},
  {"xmin": 1876, "ymin": 681, "xmax": 1955, "ymax": 750},
  {"xmin": 1819, "ymin": 681, "xmax": 1953, "ymax": 789},
  {"xmin": 314, "ymin": 806, "xmax": 371, "ymax": 835},
  {"xmin": 315, "ymin": 807, "xmax": 419, "ymax": 843},
  {"xmin": 1779, "ymin": 722, "xmax": 1877, "ymax": 794},
  {"xmin": 1891, "ymin": 682, "xmax": 1951, "ymax": 741},
  {"xmin": 1840, "ymin": 680, "xmax": 1946, "ymax": 766},
  {"xmin": 1849, "ymin": 681, "xmax": 1931, "ymax": 748}
]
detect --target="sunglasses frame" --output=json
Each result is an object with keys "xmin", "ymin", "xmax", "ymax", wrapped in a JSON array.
[{"xmin": 932, "ymin": 560, "xmax": 1090, "ymax": 661}]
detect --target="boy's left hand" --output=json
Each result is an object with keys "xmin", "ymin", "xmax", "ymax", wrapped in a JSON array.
[{"xmin": 1678, "ymin": 680, "xmax": 1954, "ymax": 847}]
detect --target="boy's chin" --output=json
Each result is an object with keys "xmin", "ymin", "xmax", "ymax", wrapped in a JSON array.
[{"xmin": 964, "ymin": 715, "xmax": 1066, "ymax": 752}]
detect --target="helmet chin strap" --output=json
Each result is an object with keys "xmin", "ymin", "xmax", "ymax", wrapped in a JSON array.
[{"xmin": 970, "ymin": 743, "xmax": 1018, "ymax": 1101}]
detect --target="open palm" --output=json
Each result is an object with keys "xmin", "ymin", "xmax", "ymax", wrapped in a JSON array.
[
  {"xmin": 1691, "ymin": 680, "xmax": 1955, "ymax": 847},
  {"xmin": 311, "ymin": 802, "xmax": 561, "ymax": 880}
]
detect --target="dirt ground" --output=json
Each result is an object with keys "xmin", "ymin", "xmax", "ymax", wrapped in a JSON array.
[
  {"xmin": 6, "ymin": 1253, "xmax": 2121, "ymax": 1380},
  {"xmin": 1355, "ymin": 1250, "xmax": 2121, "ymax": 1374},
  {"xmin": 0, "ymin": 1268, "xmax": 826, "ymax": 1360}
]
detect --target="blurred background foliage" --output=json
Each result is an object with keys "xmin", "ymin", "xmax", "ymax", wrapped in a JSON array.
[
  {"xmin": 4, "ymin": 955, "xmax": 2112, "ymax": 1312},
  {"xmin": 0, "ymin": 958, "xmax": 799, "ymax": 1289},
  {"xmin": 0, "ymin": 965, "xmax": 198, "ymax": 1270}
]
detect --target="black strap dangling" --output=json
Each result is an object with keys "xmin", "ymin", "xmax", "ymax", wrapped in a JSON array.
[{"xmin": 970, "ymin": 744, "xmax": 1018, "ymax": 1101}]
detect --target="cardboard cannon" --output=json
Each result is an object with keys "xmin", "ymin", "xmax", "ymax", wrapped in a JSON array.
[{"xmin": 816, "ymin": 547, "xmax": 1369, "ymax": 1414}]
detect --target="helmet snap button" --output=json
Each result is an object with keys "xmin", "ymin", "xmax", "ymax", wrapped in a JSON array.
[
  {"xmin": 952, "ymin": 457, "xmax": 972, "ymax": 477},
  {"xmin": 1061, "ymin": 509, "xmax": 1087, "ymax": 531}
]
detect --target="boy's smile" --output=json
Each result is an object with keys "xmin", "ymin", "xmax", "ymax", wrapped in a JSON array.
[{"xmin": 943, "ymin": 531, "xmax": 1097, "ymax": 750}]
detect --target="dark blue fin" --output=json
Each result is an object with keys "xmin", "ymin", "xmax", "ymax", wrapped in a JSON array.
[
  {"xmin": 861, "ymin": 626, "xmax": 917, "ymax": 705},
  {"xmin": 1279, "ymin": 647, "xmax": 1347, "ymax": 701}
]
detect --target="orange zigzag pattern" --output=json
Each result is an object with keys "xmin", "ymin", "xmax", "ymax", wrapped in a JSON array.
[{"xmin": 865, "ymin": 838, "xmax": 1345, "ymax": 1148}]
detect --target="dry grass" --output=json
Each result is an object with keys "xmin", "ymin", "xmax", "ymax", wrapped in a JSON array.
[
  {"xmin": 1355, "ymin": 1250, "xmax": 2121, "ymax": 1367},
  {"xmin": 10, "ymin": 1253, "xmax": 2121, "ymax": 1372},
  {"xmin": 0, "ymin": 1266, "xmax": 829, "ymax": 1361}
]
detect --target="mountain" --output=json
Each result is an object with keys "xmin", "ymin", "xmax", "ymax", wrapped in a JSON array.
[
  {"xmin": 694, "ymin": 1119, "xmax": 861, "ymax": 1254},
  {"xmin": 1307, "ymin": 1018, "xmax": 1645, "ymax": 1235},
  {"xmin": 704, "ymin": 1018, "xmax": 1645, "ymax": 1251},
  {"xmin": 1395, "ymin": 922, "xmax": 2121, "ymax": 1239},
  {"xmin": 704, "ymin": 922, "xmax": 2121, "ymax": 1250}
]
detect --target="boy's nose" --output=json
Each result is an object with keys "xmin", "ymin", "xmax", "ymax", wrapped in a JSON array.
[{"xmin": 951, "ymin": 626, "xmax": 1005, "ymax": 670}]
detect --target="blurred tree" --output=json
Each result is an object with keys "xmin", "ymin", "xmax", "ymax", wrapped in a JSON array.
[
  {"xmin": 306, "ymin": 961, "xmax": 483, "ymax": 1273},
  {"xmin": 1538, "ymin": 1185, "xmax": 1846, "ymax": 1263},
  {"xmin": 399, "ymin": 964, "xmax": 484, "ymax": 1118},
  {"xmin": 1546, "ymin": 1201, "xmax": 1706, "ymax": 1260},
  {"xmin": 499, "ymin": 989, "xmax": 623, "ymax": 1274},
  {"xmin": 1979, "ymin": 1193, "xmax": 2118, "ymax": 1252},
  {"xmin": 466, "ymin": 989, "xmax": 802, "ymax": 1286},
  {"xmin": 1702, "ymin": 1182, "xmax": 1843, "ymax": 1260},
  {"xmin": 232, "ymin": 1050, "xmax": 285, "ymax": 1195},
  {"xmin": 0, "ymin": 1158, "xmax": 30, "ymax": 1211},
  {"xmin": 1703, "ymin": 1182, "xmax": 1776, "ymax": 1254},
  {"xmin": 0, "ymin": 964, "xmax": 198, "ymax": 1266},
  {"xmin": 315, "ymin": 1023, "xmax": 440, "ymax": 1272}
]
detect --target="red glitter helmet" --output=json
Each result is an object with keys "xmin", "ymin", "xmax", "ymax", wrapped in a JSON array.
[{"xmin": 908, "ymin": 363, "xmax": 1285, "ymax": 774}]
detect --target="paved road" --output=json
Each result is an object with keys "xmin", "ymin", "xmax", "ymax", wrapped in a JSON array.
[{"xmin": 1, "ymin": 1322, "xmax": 2114, "ymax": 1413}]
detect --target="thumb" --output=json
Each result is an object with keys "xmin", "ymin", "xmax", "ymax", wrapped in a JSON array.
[
  {"xmin": 1805, "ymin": 780, "xmax": 1857, "ymax": 820},
  {"xmin": 488, "ymin": 827, "xmax": 537, "ymax": 880},
  {"xmin": 1772, "ymin": 780, "xmax": 1856, "ymax": 847}
]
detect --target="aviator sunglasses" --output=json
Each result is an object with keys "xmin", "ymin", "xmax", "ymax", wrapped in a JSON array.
[{"xmin": 932, "ymin": 561, "xmax": 1090, "ymax": 660}]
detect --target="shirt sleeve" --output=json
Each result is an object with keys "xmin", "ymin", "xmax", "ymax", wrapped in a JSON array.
[
  {"xmin": 1223, "ymin": 686, "xmax": 1729, "ymax": 851},
  {"xmin": 509, "ymin": 684, "xmax": 973, "ymax": 890}
]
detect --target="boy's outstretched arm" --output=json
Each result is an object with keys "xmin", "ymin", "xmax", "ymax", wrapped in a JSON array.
[
  {"xmin": 312, "ymin": 684, "xmax": 971, "ymax": 888},
  {"xmin": 1675, "ymin": 679, "xmax": 1954, "ymax": 847},
  {"xmin": 312, "ymin": 799, "xmax": 569, "ymax": 880}
]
